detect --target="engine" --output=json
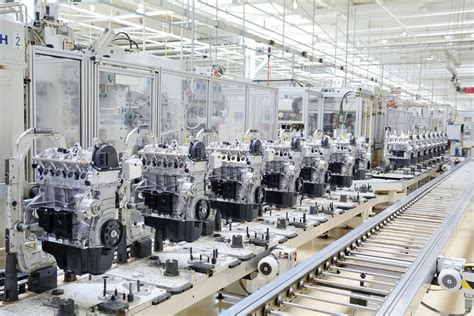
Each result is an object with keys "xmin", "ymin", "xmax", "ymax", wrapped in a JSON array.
[
  {"xmin": 384, "ymin": 130, "xmax": 447, "ymax": 171},
  {"xmin": 261, "ymin": 136, "xmax": 303, "ymax": 207},
  {"xmin": 352, "ymin": 135, "xmax": 371, "ymax": 180},
  {"xmin": 384, "ymin": 131, "xmax": 415, "ymax": 170},
  {"xmin": 207, "ymin": 138, "xmax": 266, "ymax": 222},
  {"xmin": 29, "ymin": 143, "xmax": 123, "ymax": 275},
  {"xmin": 130, "ymin": 140, "xmax": 213, "ymax": 245},
  {"xmin": 299, "ymin": 135, "xmax": 330, "ymax": 197},
  {"xmin": 328, "ymin": 135, "xmax": 355, "ymax": 188}
]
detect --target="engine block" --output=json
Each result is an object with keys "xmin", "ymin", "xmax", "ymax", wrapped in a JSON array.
[
  {"xmin": 328, "ymin": 135, "xmax": 355, "ymax": 188},
  {"xmin": 352, "ymin": 136, "xmax": 371, "ymax": 180},
  {"xmin": 131, "ymin": 140, "xmax": 212, "ymax": 244},
  {"xmin": 384, "ymin": 130, "xmax": 448, "ymax": 171},
  {"xmin": 262, "ymin": 136, "xmax": 303, "ymax": 207},
  {"xmin": 299, "ymin": 136, "xmax": 330, "ymax": 197},
  {"xmin": 29, "ymin": 143, "xmax": 122, "ymax": 275},
  {"xmin": 207, "ymin": 138, "xmax": 266, "ymax": 222}
]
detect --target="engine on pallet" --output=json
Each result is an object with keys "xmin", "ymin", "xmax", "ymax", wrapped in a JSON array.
[
  {"xmin": 130, "ymin": 139, "xmax": 213, "ymax": 246},
  {"xmin": 299, "ymin": 135, "xmax": 331, "ymax": 197},
  {"xmin": 261, "ymin": 134, "xmax": 303, "ymax": 207},
  {"xmin": 434, "ymin": 131, "xmax": 448, "ymax": 157},
  {"xmin": 384, "ymin": 130, "xmax": 416, "ymax": 170},
  {"xmin": 30, "ymin": 143, "xmax": 123, "ymax": 275},
  {"xmin": 328, "ymin": 135, "xmax": 355, "ymax": 188},
  {"xmin": 422, "ymin": 131, "xmax": 448, "ymax": 160},
  {"xmin": 206, "ymin": 137, "xmax": 266, "ymax": 222},
  {"xmin": 352, "ymin": 135, "xmax": 371, "ymax": 180},
  {"xmin": 384, "ymin": 130, "xmax": 448, "ymax": 171}
]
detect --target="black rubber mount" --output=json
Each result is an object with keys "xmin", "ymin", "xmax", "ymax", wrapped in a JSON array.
[
  {"xmin": 264, "ymin": 190, "xmax": 297, "ymax": 208},
  {"xmin": 210, "ymin": 200, "xmax": 258, "ymax": 222},
  {"xmin": 330, "ymin": 175, "xmax": 353, "ymax": 188},
  {"xmin": 42, "ymin": 241, "xmax": 115, "ymax": 275},
  {"xmin": 302, "ymin": 182, "xmax": 326, "ymax": 197},
  {"xmin": 144, "ymin": 217, "xmax": 202, "ymax": 242}
]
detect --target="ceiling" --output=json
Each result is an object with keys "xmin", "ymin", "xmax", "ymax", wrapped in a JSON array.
[{"xmin": 26, "ymin": 0, "xmax": 474, "ymax": 109}]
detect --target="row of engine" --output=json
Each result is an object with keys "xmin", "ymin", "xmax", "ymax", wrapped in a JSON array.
[
  {"xmin": 384, "ymin": 130, "xmax": 448, "ymax": 170},
  {"xmin": 6, "ymin": 128, "xmax": 371, "ymax": 278}
]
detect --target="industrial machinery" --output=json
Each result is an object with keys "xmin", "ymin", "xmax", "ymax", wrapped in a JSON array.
[
  {"xmin": 383, "ymin": 130, "xmax": 448, "ymax": 171},
  {"xmin": 161, "ymin": 76, "xmax": 208, "ymax": 144},
  {"xmin": 124, "ymin": 138, "xmax": 213, "ymax": 248},
  {"xmin": 261, "ymin": 131, "xmax": 304, "ymax": 207},
  {"xmin": 5, "ymin": 129, "xmax": 123, "ymax": 280},
  {"xmin": 116, "ymin": 127, "xmax": 156, "ymax": 261},
  {"xmin": 383, "ymin": 130, "xmax": 417, "ymax": 169},
  {"xmin": 204, "ymin": 129, "xmax": 266, "ymax": 222},
  {"xmin": 277, "ymin": 88, "xmax": 321, "ymax": 138},
  {"xmin": 258, "ymin": 247, "xmax": 298, "ymax": 280},
  {"xmin": 328, "ymin": 135, "xmax": 355, "ymax": 188},
  {"xmin": 299, "ymin": 132, "xmax": 331, "ymax": 197},
  {"xmin": 436, "ymin": 256, "xmax": 474, "ymax": 313},
  {"xmin": 352, "ymin": 135, "xmax": 371, "ymax": 180},
  {"xmin": 223, "ymin": 159, "xmax": 474, "ymax": 316}
]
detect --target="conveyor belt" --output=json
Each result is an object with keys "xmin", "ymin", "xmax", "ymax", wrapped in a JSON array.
[{"xmin": 222, "ymin": 159, "xmax": 474, "ymax": 316}]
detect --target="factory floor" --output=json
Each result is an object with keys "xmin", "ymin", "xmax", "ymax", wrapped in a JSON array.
[{"xmin": 178, "ymin": 200, "xmax": 474, "ymax": 316}]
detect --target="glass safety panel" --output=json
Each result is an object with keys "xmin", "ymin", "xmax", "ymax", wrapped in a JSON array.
[
  {"xmin": 98, "ymin": 71, "xmax": 152, "ymax": 154},
  {"xmin": 307, "ymin": 91, "xmax": 320, "ymax": 137},
  {"xmin": 248, "ymin": 88, "xmax": 277, "ymax": 141},
  {"xmin": 160, "ymin": 73, "xmax": 208, "ymax": 144},
  {"xmin": 34, "ymin": 54, "xmax": 81, "ymax": 150},
  {"xmin": 323, "ymin": 95, "xmax": 358, "ymax": 137},
  {"xmin": 278, "ymin": 89, "xmax": 304, "ymax": 125},
  {"xmin": 210, "ymin": 81, "xmax": 246, "ymax": 143}
]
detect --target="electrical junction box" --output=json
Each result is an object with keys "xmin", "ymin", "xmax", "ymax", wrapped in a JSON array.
[
  {"xmin": 264, "ymin": 148, "xmax": 275, "ymax": 162},
  {"xmin": 122, "ymin": 159, "xmax": 143, "ymax": 180},
  {"xmin": 208, "ymin": 152, "xmax": 222, "ymax": 169}
]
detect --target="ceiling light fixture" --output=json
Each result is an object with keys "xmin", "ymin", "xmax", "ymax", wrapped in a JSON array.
[{"xmin": 293, "ymin": 0, "xmax": 298, "ymax": 10}]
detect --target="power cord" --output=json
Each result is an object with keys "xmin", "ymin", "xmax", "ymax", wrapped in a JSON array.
[{"xmin": 420, "ymin": 301, "xmax": 471, "ymax": 316}]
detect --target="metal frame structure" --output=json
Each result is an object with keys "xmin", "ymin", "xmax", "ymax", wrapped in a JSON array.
[
  {"xmin": 277, "ymin": 87, "xmax": 322, "ymax": 138},
  {"xmin": 91, "ymin": 56, "xmax": 157, "ymax": 153},
  {"xmin": 320, "ymin": 87, "xmax": 374, "ymax": 137},
  {"xmin": 27, "ymin": 47, "xmax": 278, "ymax": 148},
  {"xmin": 29, "ymin": 46, "xmax": 87, "ymax": 146}
]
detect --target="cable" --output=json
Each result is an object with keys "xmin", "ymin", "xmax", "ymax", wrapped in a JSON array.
[
  {"xmin": 113, "ymin": 32, "xmax": 139, "ymax": 49},
  {"xmin": 420, "ymin": 301, "xmax": 471, "ymax": 316},
  {"xmin": 337, "ymin": 91, "xmax": 355, "ymax": 133},
  {"xmin": 112, "ymin": 37, "xmax": 139, "ymax": 50}
]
